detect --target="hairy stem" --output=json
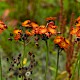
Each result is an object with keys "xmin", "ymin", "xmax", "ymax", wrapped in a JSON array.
[
  {"xmin": 45, "ymin": 40, "xmax": 49, "ymax": 80},
  {"xmin": 55, "ymin": 48, "xmax": 60, "ymax": 80},
  {"xmin": 78, "ymin": 60, "xmax": 80, "ymax": 80},
  {"xmin": 22, "ymin": 40, "xmax": 26, "ymax": 80}
]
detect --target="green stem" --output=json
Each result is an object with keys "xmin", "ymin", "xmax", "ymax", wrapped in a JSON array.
[
  {"xmin": 16, "ymin": 76, "xmax": 18, "ymax": 80},
  {"xmin": 45, "ymin": 40, "xmax": 49, "ymax": 80},
  {"xmin": 55, "ymin": 48, "xmax": 60, "ymax": 80},
  {"xmin": 22, "ymin": 40, "xmax": 26, "ymax": 66},
  {"xmin": 78, "ymin": 53, "xmax": 80, "ymax": 80},
  {"xmin": 78, "ymin": 60, "xmax": 80, "ymax": 80},
  {"xmin": 0, "ymin": 54, "xmax": 2, "ymax": 80},
  {"xmin": 22, "ymin": 40, "xmax": 26, "ymax": 80}
]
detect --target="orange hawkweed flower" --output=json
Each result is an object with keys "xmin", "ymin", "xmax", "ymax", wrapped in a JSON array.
[
  {"xmin": 13, "ymin": 29, "xmax": 22, "ymax": 40},
  {"xmin": 70, "ymin": 27, "xmax": 80, "ymax": 37},
  {"xmin": 14, "ymin": 34, "xmax": 21, "ymax": 40},
  {"xmin": 47, "ymin": 21, "xmax": 57, "ymax": 28},
  {"xmin": 76, "ymin": 29, "xmax": 80, "ymax": 37},
  {"xmin": 46, "ymin": 17, "xmax": 56, "ymax": 21},
  {"xmin": 48, "ymin": 27, "xmax": 57, "ymax": 35},
  {"xmin": 70, "ymin": 27, "xmax": 79, "ymax": 35},
  {"xmin": 76, "ymin": 23, "xmax": 80, "ymax": 27},
  {"xmin": 22, "ymin": 20, "xmax": 31, "ymax": 27},
  {"xmin": 25, "ymin": 30, "xmax": 33, "ymax": 36},
  {"xmin": 32, "ymin": 26, "xmax": 40, "ymax": 35},
  {"xmin": 0, "ymin": 20, "xmax": 7, "ymax": 34},
  {"xmin": 59, "ymin": 39, "xmax": 70, "ymax": 49},
  {"xmin": 39, "ymin": 25, "xmax": 47, "ymax": 34},
  {"xmin": 54, "ymin": 36, "xmax": 64, "ymax": 44},
  {"xmin": 30, "ymin": 22, "xmax": 39, "ymax": 28},
  {"xmin": 13, "ymin": 29, "xmax": 22, "ymax": 34},
  {"xmin": 76, "ymin": 16, "xmax": 80, "ymax": 23},
  {"xmin": 75, "ymin": 16, "xmax": 80, "ymax": 27},
  {"xmin": 54, "ymin": 36, "xmax": 70, "ymax": 50}
]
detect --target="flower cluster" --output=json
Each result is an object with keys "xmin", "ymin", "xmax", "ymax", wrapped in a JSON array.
[{"xmin": 22, "ymin": 17, "xmax": 57, "ymax": 38}]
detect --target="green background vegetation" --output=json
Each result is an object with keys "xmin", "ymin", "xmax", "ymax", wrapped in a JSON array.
[{"xmin": 0, "ymin": 0, "xmax": 80, "ymax": 80}]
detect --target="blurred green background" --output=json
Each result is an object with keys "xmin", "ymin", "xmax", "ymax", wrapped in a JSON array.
[{"xmin": 0, "ymin": 0, "xmax": 80, "ymax": 80}]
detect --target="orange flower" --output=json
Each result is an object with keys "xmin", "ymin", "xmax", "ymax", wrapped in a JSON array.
[
  {"xmin": 70, "ymin": 27, "xmax": 79, "ymax": 35},
  {"xmin": 54, "ymin": 36, "xmax": 64, "ymax": 44},
  {"xmin": 59, "ymin": 39, "xmax": 70, "ymax": 49},
  {"xmin": 70, "ymin": 27, "xmax": 80, "ymax": 37},
  {"xmin": 76, "ymin": 23, "xmax": 80, "ymax": 27},
  {"xmin": 54, "ymin": 36, "xmax": 70, "ymax": 49},
  {"xmin": 47, "ymin": 21, "xmax": 57, "ymax": 28},
  {"xmin": 75, "ymin": 16, "xmax": 80, "ymax": 27},
  {"xmin": 22, "ymin": 20, "xmax": 31, "ymax": 27},
  {"xmin": 76, "ymin": 16, "xmax": 80, "ymax": 23},
  {"xmin": 30, "ymin": 22, "xmax": 39, "ymax": 28},
  {"xmin": 13, "ymin": 29, "xmax": 22, "ymax": 40},
  {"xmin": 32, "ymin": 26, "xmax": 40, "ymax": 35},
  {"xmin": 13, "ymin": 29, "xmax": 22, "ymax": 34},
  {"xmin": 14, "ymin": 34, "xmax": 21, "ymax": 40},
  {"xmin": 48, "ymin": 27, "xmax": 57, "ymax": 35},
  {"xmin": 76, "ymin": 29, "xmax": 80, "ymax": 37},
  {"xmin": 25, "ymin": 30, "xmax": 34, "ymax": 36},
  {"xmin": 39, "ymin": 25, "xmax": 47, "ymax": 34},
  {"xmin": 0, "ymin": 20, "xmax": 7, "ymax": 34},
  {"xmin": 46, "ymin": 17, "xmax": 56, "ymax": 21}
]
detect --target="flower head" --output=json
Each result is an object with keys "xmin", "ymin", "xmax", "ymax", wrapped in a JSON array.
[
  {"xmin": 13, "ymin": 29, "xmax": 22, "ymax": 40},
  {"xmin": 46, "ymin": 17, "xmax": 56, "ymax": 21},
  {"xmin": 75, "ymin": 16, "xmax": 80, "ymax": 27},
  {"xmin": 70, "ymin": 27, "xmax": 80, "ymax": 38},
  {"xmin": 48, "ymin": 27, "xmax": 57, "ymax": 35},
  {"xmin": 0, "ymin": 20, "xmax": 7, "ymax": 34},
  {"xmin": 25, "ymin": 30, "xmax": 34, "ymax": 36},
  {"xmin": 70, "ymin": 27, "xmax": 79, "ymax": 35},
  {"xmin": 22, "ymin": 20, "xmax": 31, "ymax": 27},
  {"xmin": 39, "ymin": 25, "xmax": 47, "ymax": 34},
  {"xmin": 30, "ymin": 22, "xmax": 39, "ymax": 28},
  {"xmin": 54, "ymin": 36, "xmax": 70, "ymax": 50},
  {"xmin": 54, "ymin": 36, "xmax": 64, "ymax": 44}
]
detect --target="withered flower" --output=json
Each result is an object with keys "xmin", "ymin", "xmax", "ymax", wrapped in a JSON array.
[{"xmin": 8, "ymin": 52, "xmax": 37, "ymax": 80}]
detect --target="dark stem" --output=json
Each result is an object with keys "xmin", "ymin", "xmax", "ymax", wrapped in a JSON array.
[{"xmin": 55, "ymin": 48, "xmax": 60, "ymax": 80}]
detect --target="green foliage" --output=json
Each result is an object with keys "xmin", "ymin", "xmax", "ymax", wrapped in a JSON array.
[{"xmin": 0, "ymin": 0, "xmax": 80, "ymax": 80}]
